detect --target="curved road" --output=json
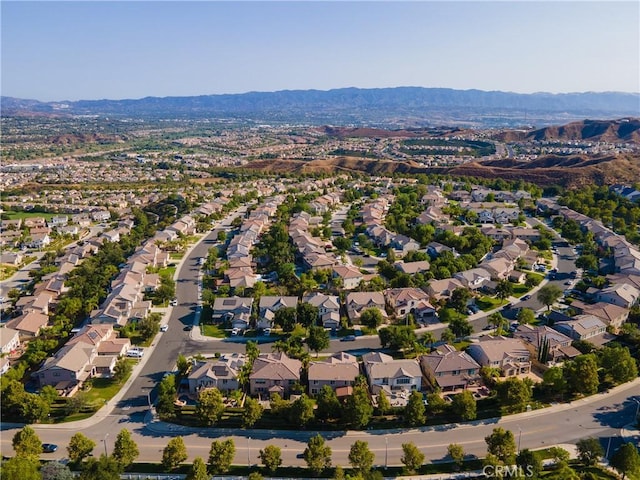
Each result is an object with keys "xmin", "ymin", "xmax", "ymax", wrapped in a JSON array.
[{"xmin": 5, "ymin": 213, "xmax": 634, "ymax": 467}]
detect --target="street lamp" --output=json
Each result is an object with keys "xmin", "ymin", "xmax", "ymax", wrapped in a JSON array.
[
  {"xmin": 517, "ymin": 425, "xmax": 522, "ymax": 453},
  {"xmin": 247, "ymin": 436, "xmax": 250, "ymax": 467},
  {"xmin": 633, "ymin": 398, "xmax": 640, "ymax": 423},
  {"xmin": 103, "ymin": 433, "xmax": 109, "ymax": 457},
  {"xmin": 384, "ymin": 436, "xmax": 388, "ymax": 469}
]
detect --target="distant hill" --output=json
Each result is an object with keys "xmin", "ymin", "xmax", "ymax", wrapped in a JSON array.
[
  {"xmin": 2, "ymin": 87, "xmax": 639, "ymax": 127},
  {"xmin": 496, "ymin": 118, "xmax": 640, "ymax": 143}
]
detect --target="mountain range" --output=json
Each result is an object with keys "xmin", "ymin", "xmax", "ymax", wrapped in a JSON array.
[{"xmin": 2, "ymin": 87, "xmax": 639, "ymax": 127}]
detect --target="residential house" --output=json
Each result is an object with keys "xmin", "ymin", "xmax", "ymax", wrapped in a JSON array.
[
  {"xmin": 362, "ymin": 352, "xmax": 422, "ymax": 395},
  {"xmin": 394, "ymin": 260, "xmax": 430, "ymax": 275},
  {"xmin": 332, "ymin": 265, "xmax": 364, "ymax": 290},
  {"xmin": 258, "ymin": 296, "xmax": 298, "ymax": 330},
  {"xmin": 36, "ymin": 342, "xmax": 97, "ymax": 395},
  {"xmin": 467, "ymin": 336, "xmax": 531, "ymax": 377},
  {"xmin": 249, "ymin": 352, "xmax": 302, "ymax": 398},
  {"xmin": 481, "ymin": 257, "xmax": 514, "ymax": 280},
  {"xmin": 345, "ymin": 292, "xmax": 387, "ymax": 323},
  {"xmin": 595, "ymin": 283, "xmax": 640, "ymax": 309},
  {"xmin": 572, "ymin": 301, "xmax": 629, "ymax": 331},
  {"xmin": 420, "ymin": 344, "xmax": 481, "ymax": 392},
  {"xmin": 303, "ymin": 293, "xmax": 341, "ymax": 330},
  {"xmin": 0, "ymin": 252, "xmax": 23, "ymax": 267},
  {"xmin": 6, "ymin": 311, "xmax": 50, "ymax": 338},
  {"xmin": 391, "ymin": 235, "xmax": 421, "ymax": 256},
  {"xmin": 513, "ymin": 325, "xmax": 580, "ymax": 364},
  {"xmin": 425, "ymin": 278, "xmax": 465, "ymax": 301},
  {"xmin": 454, "ymin": 268, "xmax": 492, "ymax": 291},
  {"xmin": 384, "ymin": 287, "xmax": 435, "ymax": 321},
  {"xmin": 553, "ymin": 315, "xmax": 608, "ymax": 342},
  {"xmin": 308, "ymin": 352, "xmax": 360, "ymax": 395},
  {"xmin": 188, "ymin": 353, "xmax": 247, "ymax": 395},
  {"xmin": 27, "ymin": 233, "xmax": 51, "ymax": 249},
  {"xmin": 0, "ymin": 327, "xmax": 20, "ymax": 355},
  {"xmin": 212, "ymin": 296, "xmax": 253, "ymax": 330}
]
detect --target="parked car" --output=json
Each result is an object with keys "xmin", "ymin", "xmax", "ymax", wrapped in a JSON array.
[
  {"xmin": 126, "ymin": 347, "xmax": 144, "ymax": 358},
  {"xmin": 42, "ymin": 444, "xmax": 58, "ymax": 453},
  {"xmin": 160, "ymin": 324, "xmax": 168, "ymax": 332},
  {"xmin": 169, "ymin": 299, "xmax": 178, "ymax": 306},
  {"xmin": 341, "ymin": 335, "xmax": 356, "ymax": 342},
  {"xmin": 521, "ymin": 295, "xmax": 531, "ymax": 301},
  {"xmin": 263, "ymin": 328, "xmax": 271, "ymax": 336}
]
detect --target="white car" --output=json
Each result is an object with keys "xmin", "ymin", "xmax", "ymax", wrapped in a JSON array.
[
  {"xmin": 126, "ymin": 348, "xmax": 144, "ymax": 358},
  {"xmin": 160, "ymin": 325, "xmax": 168, "ymax": 332},
  {"xmin": 169, "ymin": 299, "xmax": 178, "ymax": 306}
]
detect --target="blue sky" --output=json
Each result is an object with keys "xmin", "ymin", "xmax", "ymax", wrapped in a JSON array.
[{"xmin": 2, "ymin": 1, "xmax": 639, "ymax": 101}]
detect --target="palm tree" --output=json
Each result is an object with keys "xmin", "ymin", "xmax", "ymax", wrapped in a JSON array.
[{"xmin": 420, "ymin": 332, "xmax": 436, "ymax": 351}]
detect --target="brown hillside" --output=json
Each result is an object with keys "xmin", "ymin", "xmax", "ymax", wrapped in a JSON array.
[
  {"xmin": 314, "ymin": 126, "xmax": 461, "ymax": 138},
  {"xmin": 526, "ymin": 118, "xmax": 640, "ymax": 143}
]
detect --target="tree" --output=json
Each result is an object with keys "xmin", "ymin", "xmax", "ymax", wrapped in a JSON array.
[
  {"xmin": 40, "ymin": 461, "xmax": 74, "ymax": 480},
  {"xmin": 316, "ymin": 385, "xmax": 341, "ymax": 421},
  {"xmin": 0, "ymin": 456, "xmax": 40, "ymax": 480},
  {"xmin": 242, "ymin": 396, "xmax": 264, "ymax": 428},
  {"xmin": 516, "ymin": 449, "xmax": 543, "ymax": 479},
  {"xmin": 548, "ymin": 446, "xmax": 571, "ymax": 467},
  {"xmin": 248, "ymin": 472, "xmax": 264, "ymax": 480},
  {"xmin": 485, "ymin": 427, "xmax": 516, "ymax": 464},
  {"xmin": 537, "ymin": 284, "xmax": 563, "ymax": 311},
  {"xmin": 12, "ymin": 425, "xmax": 42, "ymax": 459},
  {"xmin": 274, "ymin": 306, "xmax": 298, "ymax": 332},
  {"xmin": 564, "ymin": 354, "xmax": 599, "ymax": 396},
  {"xmin": 448, "ymin": 315, "xmax": 473, "ymax": 338},
  {"xmin": 196, "ymin": 387, "xmax": 225, "ymax": 426},
  {"xmin": 208, "ymin": 439, "xmax": 235, "ymax": 474},
  {"xmin": 360, "ymin": 308, "xmax": 384, "ymax": 329},
  {"xmin": 600, "ymin": 345, "xmax": 638, "ymax": 385},
  {"xmin": 401, "ymin": 442, "xmax": 425, "ymax": 474},
  {"xmin": 246, "ymin": 340, "xmax": 260, "ymax": 363},
  {"xmin": 157, "ymin": 373, "xmax": 177, "ymax": 419},
  {"xmin": 304, "ymin": 434, "xmax": 332, "ymax": 476},
  {"xmin": 67, "ymin": 432, "xmax": 96, "ymax": 464},
  {"xmin": 487, "ymin": 312, "xmax": 507, "ymax": 333},
  {"xmin": 162, "ymin": 436, "xmax": 188, "ymax": 472},
  {"xmin": 378, "ymin": 325, "xmax": 417, "ymax": 351},
  {"xmin": 344, "ymin": 385, "xmax": 373, "ymax": 429},
  {"xmin": 349, "ymin": 440, "xmax": 375, "ymax": 474},
  {"xmin": 496, "ymin": 280, "xmax": 514, "ymax": 300},
  {"xmin": 307, "ymin": 326, "xmax": 330, "ymax": 356},
  {"xmin": 112, "ymin": 428, "xmax": 139, "ymax": 468},
  {"xmin": 297, "ymin": 302, "xmax": 320, "ymax": 328},
  {"xmin": 289, "ymin": 393, "xmax": 315, "ymax": 428},
  {"xmin": 78, "ymin": 455, "xmax": 122, "ymax": 480},
  {"xmin": 610, "ymin": 442, "xmax": 640, "ymax": 479},
  {"xmin": 186, "ymin": 457, "xmax": 209, "ymax": 480},
  {"xmin": 496, "ymin": 377, "xmax": 532, "ymax": 413},
  {"xmin": 447, "ymin": 444, "xmax": 465, "ymax": 470},
  {"xmin": 177, "ymin": 354, "xmax": 191, "ymax": 377},
  {"xmin": 449, "ymin": 288, "xmax": 472, "ymax": 314},
  {"xmin": 259, "ymin": 445, "xmax": 282, "ymax": 474},
  {"xmin": 20, "ymin": 393, "xmax": 50, "ymax": 423},
  {"xmin": 517, "ymin": 307, "xmax": 535, "ymax": 325},
  {"xmin": 441, "ymin": 328, "xmax": 456, "ymax": 343},
  {"xmin": 541, "ymin": 366, "xmax": 567, "ymax": 399},
  {"xmin": 576, "ymin": 437, "xmax": 604, "ymax": 466},
  {"xmin": 112, "ymin": 356, "xmax": 133, "ymax": 384},
  {"xmin": 451, "ymin": 390, "xmax": 477, "ymax": 421},
  {"xmin": 404, "ymin": 390, "xmax": 426, "ymax": 427},
  {"xmin": 376, "ymin": 390, "xmax": 391, "ymax": 415}
]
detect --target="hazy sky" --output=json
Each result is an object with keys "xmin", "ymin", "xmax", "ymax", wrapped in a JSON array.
[{"xmin": 2, "ymin": 1, "xmax": 639, "ymax": 101}]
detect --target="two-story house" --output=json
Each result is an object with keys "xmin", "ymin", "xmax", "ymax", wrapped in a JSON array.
[
  {"xmin": 249, "ymin": 352, "xmax": 302, "ymax": 398},
  {"xmin": 467, "ymin": 336, "xmax": 531, "ymax": 377},
  {"xmin": 308, "ymin": 352, "xmax": 360, "ymax": 395},
  {"xmin": 258, "ymin": 296, "xmax": 298, "ymax": 330},
  {"xmin": 188, "ymin": 353, "xmax": 247, "ymax": 395},
  {"xmin": 362, "ymin": 352, "xmax": 422, "ymax": 395},
  {"xmin": 420, "ymin": 344, "xmax": 481, "ymax": 392}
]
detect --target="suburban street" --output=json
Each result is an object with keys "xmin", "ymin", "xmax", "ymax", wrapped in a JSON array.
[{"xmin": 3, "ymin": 209, "xmax": 636, "ymax": 469}]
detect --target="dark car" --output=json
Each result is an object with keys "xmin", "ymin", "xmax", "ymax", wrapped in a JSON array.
[
  {"xmin": 42, "ymin": 443, "xmax": 58, "ymax": 453},
  {"xmin": 184, "ymin": 325, "xmax": 193, "ymax": 331},
  {"xmin": 341, "ymin": 335, "xmax": 356, "ymax": 342},
  {"xmin": 521, "ymin": 295, "xmax": 531, "ymax": 301}
]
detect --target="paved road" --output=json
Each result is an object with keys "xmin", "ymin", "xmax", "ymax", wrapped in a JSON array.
[{"xmin": 3, "ymin": 378, "xmax": 638, "ymax": 467}]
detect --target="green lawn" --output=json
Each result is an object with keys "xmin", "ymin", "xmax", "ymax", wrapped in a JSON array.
[
  {"xmin": 476, "ymin": 296, "xmax": 507, "ymax": 311},
  {"xmin": 4, "ymin": 211, "xmax": 56, "ymax": 221},
  {"xmin": 170, "ymin": 252, "xmax": 185, "ymax": 260},
  {"xmin": 200, "ymin": 324, "xmax": 228, "ymax": 338},
  {"xmin": 512, "ymin": 284, "xmax": 530, "ymax": 298}
]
